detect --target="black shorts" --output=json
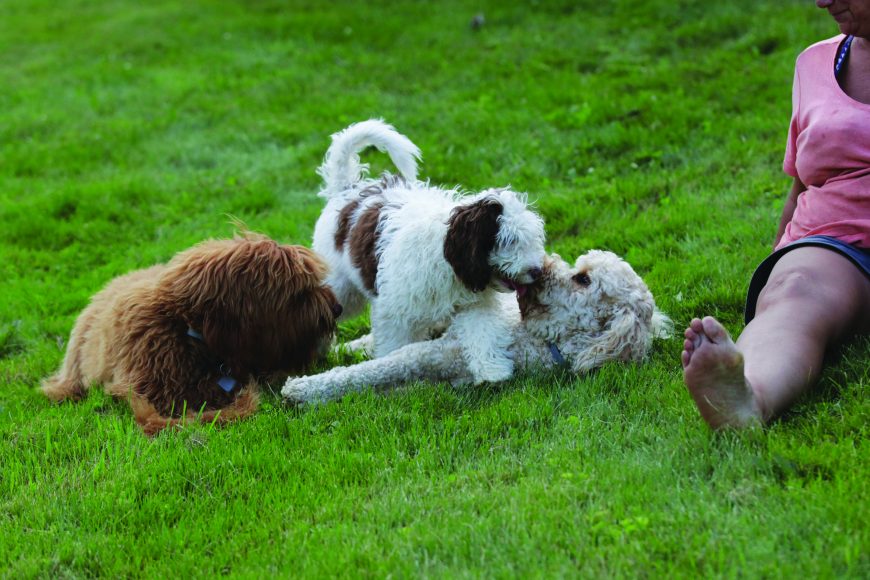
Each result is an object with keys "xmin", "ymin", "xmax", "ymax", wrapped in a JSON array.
[{"xmin": 745, "ymin": 235, "xmax": 870, "ymax": 324}]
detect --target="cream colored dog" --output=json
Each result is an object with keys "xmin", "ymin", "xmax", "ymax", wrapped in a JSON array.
[{"xmin": 282, "ymin": 250, "xmax": 671, "ymax": 404}]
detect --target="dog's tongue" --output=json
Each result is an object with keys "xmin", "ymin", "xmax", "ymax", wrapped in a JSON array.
[{"xmin": 503, "ymin": 278, "xmax": 528, "ymax": 298}]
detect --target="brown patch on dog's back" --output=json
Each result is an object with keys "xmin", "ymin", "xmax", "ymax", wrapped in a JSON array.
[
  {"xmin": 334, "ymin": 176, "xmax": 401, "ymax": 252},
  {"xmin": 334, "ymin": 200, "xmax": 360, "ymax": 251},
  {"xmin": 349, "ymin": 202, "xmax": 384, "ymax": 294}
]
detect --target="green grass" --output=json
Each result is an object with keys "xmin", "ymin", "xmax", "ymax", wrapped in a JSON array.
[{"xmin": 1, "ymin": 0, "xmax": 868, "ymax": 576}]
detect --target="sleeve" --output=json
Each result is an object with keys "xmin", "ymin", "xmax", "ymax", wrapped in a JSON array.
[{"xmin": 783, "ymin": 64, "xmax": 801, "ymax": 178}]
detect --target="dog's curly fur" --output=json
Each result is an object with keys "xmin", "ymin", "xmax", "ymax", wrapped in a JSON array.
[
  {"xmin": 42, "ymin": 233, "xmax": 341, "ymax": 435},
  {"xmin": 282, "ymin": 250, "xmax": 672, "ymax": 405},
  {"xmin": 312, "ymin": 119, "xmax": 547, "ymax": 383}
]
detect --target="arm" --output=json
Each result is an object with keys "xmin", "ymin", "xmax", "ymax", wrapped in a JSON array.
[{"xmin": 773, "ymin": 176, "xmax": 806, "ymax": 249}]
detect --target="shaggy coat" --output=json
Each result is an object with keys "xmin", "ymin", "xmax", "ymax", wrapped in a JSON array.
[
  {"xmin": 282, "ymin": 251, "xmax": 672, "ymax": 404},
  {"xmin": 312, "ymin": 120, "xmax": 547, "ymax": 383},
  {"xmin": 42, "ymin": 234, "xmax": 341, "ymax": 435}
]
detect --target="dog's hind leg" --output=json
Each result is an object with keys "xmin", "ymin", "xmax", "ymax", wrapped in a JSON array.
[
  {"xmin": 335, "ymin": 333, "xmax": 374, "ymax": 356},
  {"xmin": 338, "ymin": 321, "xmax": 448, "ymax": 357},
  {"xmin": 41, "ymin": 315, "xmax": 96, "ymax": 402},
  {"xmin": 41, "ymin": 373, "xmax": 88, "ymax": 402},
  {"xmin": 370, "ymin": 309, "xmax": 432, "ymax": 357}
]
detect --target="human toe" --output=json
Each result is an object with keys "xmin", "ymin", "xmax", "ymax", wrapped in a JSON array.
[
  {"xmin": 684, "ymin": 325, "xmax": 702, "ymax": 349},
  {"xmin": 701, "ymin": 316, "xmax": 729, "ymax": 343},
  {"xmin": 684, "ymin": 337, "xmax": 696, "ymax": 352},
  {"xmin": 689, "ymin": 318, "xmax": 705, "ymax": 334}
]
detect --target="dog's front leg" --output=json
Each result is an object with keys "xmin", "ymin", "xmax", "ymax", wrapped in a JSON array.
[
  {"xmin": 450, "ymin": 295, "xmax": 515, "ymax": 384},
  {"xmin": 283, "ymin": 338, "xmax": 464, "ymax": 405}
]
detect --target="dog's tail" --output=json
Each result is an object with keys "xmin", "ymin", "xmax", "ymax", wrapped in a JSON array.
[
  {"xmin": 651, "ymin": 308, "xmax": 673, "ymax": 340},
  {"xmin": 317, "ymin": 119, "xmax": 421, "ymax": 198}
]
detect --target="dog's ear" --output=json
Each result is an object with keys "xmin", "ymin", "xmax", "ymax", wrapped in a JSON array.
[
  {"xmin": 165, "ymin": 240, "xmax": 327, "ymax": 309},
  {"xmin": 444, "ymin": 198, "xmax": 503, "ymax": 292},
  {"xmin": 567, "ymin": 304, "xmax": 653, "ymax": 374},
  {"xmin": 162, "ymin": 239, "xmax": 336, "ymax": 374},
  {"xmin": 279, "ymin": 245, "xmax": 329, "ymax": 295}
]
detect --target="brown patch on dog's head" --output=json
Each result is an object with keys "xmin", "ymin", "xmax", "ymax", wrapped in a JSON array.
[
  {"xmin": 348, "ymin": 202, "xmax": 384, "ymax": 295},
  {"xmin": 161, "ymin": 237, "xmax": 340, "ymax": 378},
  {"xmin": 443, "ymin": 198, "xmax": 503, "ymax": 292},
  {"xmin": 334, "ymin": 200, "xmax": 360, "ymax": 251}
]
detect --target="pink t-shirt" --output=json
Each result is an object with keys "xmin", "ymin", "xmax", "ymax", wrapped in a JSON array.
[{"xmin": 779, "ymin": 35, "xmax": 870, "ymax": 250}]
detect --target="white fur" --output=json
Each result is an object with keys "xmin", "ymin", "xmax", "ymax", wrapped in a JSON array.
[
  {"xmin": 311, "ymin": 120, "xmax": 547, "ymax": 382},
  {"xmin": 283, "ymin": 251, "xmax": 672, "ymax": 404},
  {"xmin": 317, "ymin": 119, "xmax": 421, "ymax": 194}
]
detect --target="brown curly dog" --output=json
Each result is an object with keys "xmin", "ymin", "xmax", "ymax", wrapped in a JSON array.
[{"xmin": 41, "ymin": 233, "xmax": 342, "ymax": 435}]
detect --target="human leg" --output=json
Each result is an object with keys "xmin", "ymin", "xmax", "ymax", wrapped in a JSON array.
[{"xmin": 682, "ymin": 247, "xmax": 870, "ymax": 428}]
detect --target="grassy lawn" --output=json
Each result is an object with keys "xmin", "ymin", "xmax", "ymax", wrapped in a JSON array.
[{"xmin": 1, "ymin": 0, "xmax": 868, "ymax": 576}]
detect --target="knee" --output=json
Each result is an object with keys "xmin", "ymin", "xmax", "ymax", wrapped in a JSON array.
[
  {"xmin": 757, "ymin": 265, "xmax": 851, "ymax": 318},
  {"xmin": 757, "ymin": 267, "xmax": 816, "ymax": 309}
]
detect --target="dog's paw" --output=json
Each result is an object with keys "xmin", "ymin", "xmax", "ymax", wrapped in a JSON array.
[
  {"xmin": 468, "ymin": 358, "xmax": 514, "ymax": 384},
  {"xmin": 472, "ymin": 369, "xmax": 514, "ymax": 384},
  {"xmin": 449, "ymin": 375, "xmax": 475, "ymax": 387},
  {"xmin": 281, "ymin": 379, "xmax": 316, "ymax": 406},
  {"xmin": 344, "ymin": 334, "xmax": 374, "ymax": 356}
]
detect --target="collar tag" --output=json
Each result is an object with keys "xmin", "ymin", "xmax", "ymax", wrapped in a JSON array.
[
  {"xmin": 187, "ymin": 327, "xmax": 205, "ymax": 341},
  {"xmin": 217, "ymin": 376, "xmax": 238, "ymax": 393},
  {"xmin": 547, "ymin": 342, "xmax": 566, "ymax": 366}
]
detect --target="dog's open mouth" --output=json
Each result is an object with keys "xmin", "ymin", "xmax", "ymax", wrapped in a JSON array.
[
  {"xmin": 501, "ymin": 277, "xmax": 529, "ymax": 298},
  {"xmin": 516, "ymin": 284, "xmax": 543, "ymax": 319}
]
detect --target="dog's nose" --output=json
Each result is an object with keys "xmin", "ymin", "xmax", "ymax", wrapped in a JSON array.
[
  {"xmin": 528, "ymin": 267, "xmax": 543, "ymax": 281},
  {"xmin": 332, "ymin": 302, "xmax": 343, "ymax": 317}
]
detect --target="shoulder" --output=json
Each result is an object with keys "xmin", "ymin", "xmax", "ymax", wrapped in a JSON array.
[{"xmin": 795, "ymin": 34, "xmax": 844, "ymax": 69}]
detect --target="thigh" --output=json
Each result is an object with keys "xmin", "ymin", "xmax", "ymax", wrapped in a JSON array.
[{"xmin": 757, "ymin": 246, "xmax": 870, "ymax": 337}]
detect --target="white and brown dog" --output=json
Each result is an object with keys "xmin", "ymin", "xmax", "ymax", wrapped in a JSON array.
[
  {"xmin": 282, "ymin": 250, "xmax": 672, "ymax": 405},
  {"xmin": 311, "ymin": 120, "xmax": 546, "ymax": 383}
]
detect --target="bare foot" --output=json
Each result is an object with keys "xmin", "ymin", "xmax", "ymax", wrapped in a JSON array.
[{"xmin": 681, "ymin": 317, "xmax": 763, "ymax": 429}]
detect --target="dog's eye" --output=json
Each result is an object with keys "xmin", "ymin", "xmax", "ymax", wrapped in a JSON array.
[{"xmin": 573, "ymin": 272, "xmax": 591, "ymax": 287}]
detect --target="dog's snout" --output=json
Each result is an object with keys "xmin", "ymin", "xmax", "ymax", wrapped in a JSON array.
[
  {"xmin": 332, "ymin": 302, "xmax": 343, "ymax": 318},
  {"xmin": 528, "ymin": 267, "xmax": 543, "ymax": 281}
]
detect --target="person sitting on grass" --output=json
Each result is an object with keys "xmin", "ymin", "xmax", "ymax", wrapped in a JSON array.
[{"xmin": 682, "ymin": 0, "xmax": 870, "ymax": 429}]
